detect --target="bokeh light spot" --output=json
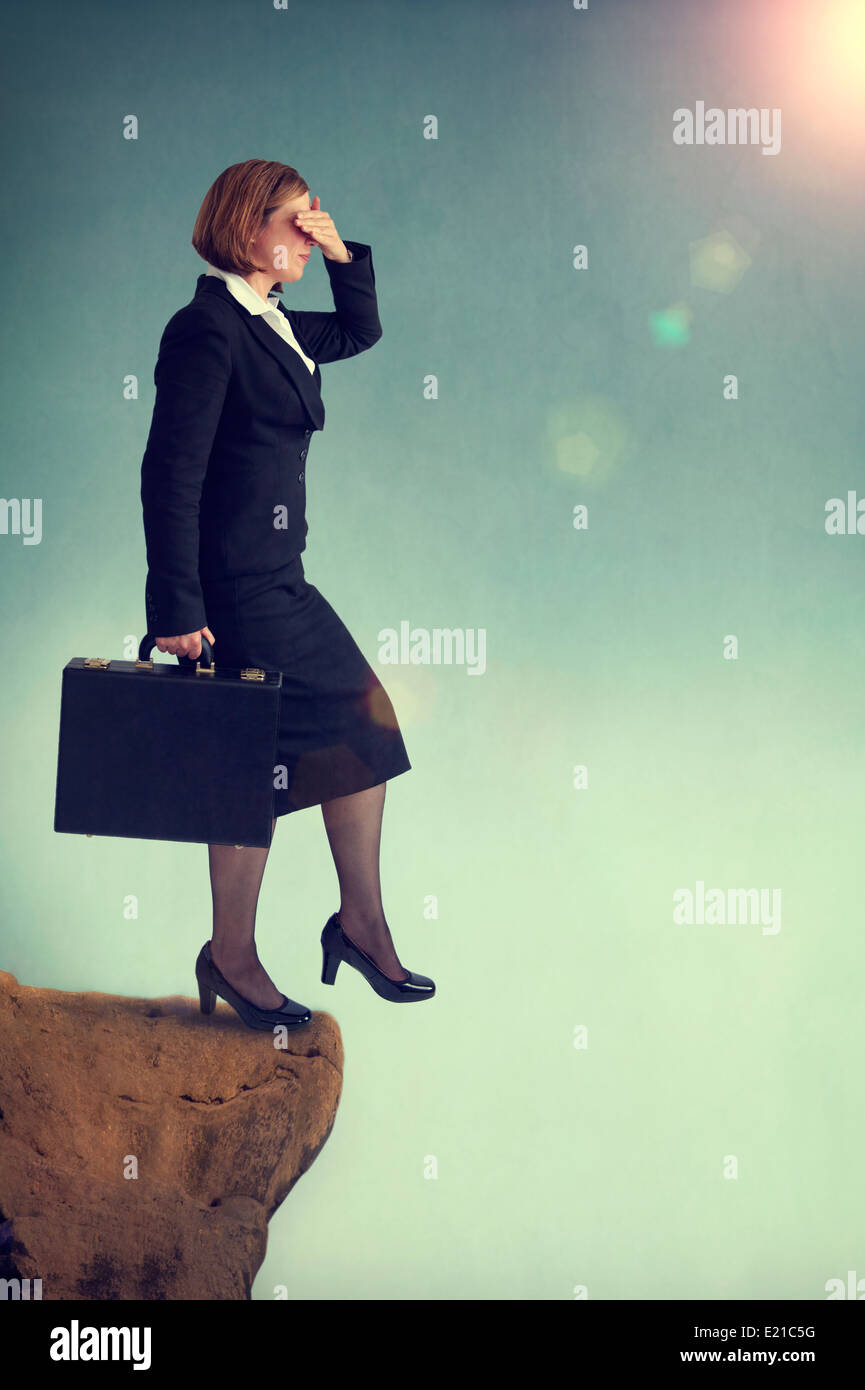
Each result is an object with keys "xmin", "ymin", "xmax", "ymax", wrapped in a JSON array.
[
  {"xmin": 689, "ymin": 229, "xmax": 752, "ymax": 293},
  {"xmin": 548, "ymin": 395, "xmax": 628, "ymax": 483},
  {"xmin": 649, "ymin": 301, "xmax": 693, "ymax": 347}
]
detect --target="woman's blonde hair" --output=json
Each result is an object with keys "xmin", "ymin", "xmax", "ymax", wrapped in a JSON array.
[{"xmin": 191, "ymin": 159, "xmax": 309, "ymax": 275}]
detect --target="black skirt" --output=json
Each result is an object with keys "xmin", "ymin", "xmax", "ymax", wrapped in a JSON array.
[{"xmin": 200, "ymin": 556, "xmax": 411, "ymax": 816}]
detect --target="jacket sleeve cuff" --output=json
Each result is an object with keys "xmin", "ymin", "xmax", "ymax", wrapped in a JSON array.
[
  {"xmin": 145, "ymin": 575, "xmax": 207, "ymax": 639},
  {"xmin": 324, "ymin": 240, "xmax": 370, "ymax": 269}
]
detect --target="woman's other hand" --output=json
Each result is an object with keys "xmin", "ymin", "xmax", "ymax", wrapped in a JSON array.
[{"xmin": 154, "ymin": 626, "xmax": 215, "ymax": 659}]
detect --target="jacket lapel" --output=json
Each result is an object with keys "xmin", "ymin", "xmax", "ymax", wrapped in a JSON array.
[{"xmin": 195, "ymin": 273, "xmax": 325, "ymax": 431}]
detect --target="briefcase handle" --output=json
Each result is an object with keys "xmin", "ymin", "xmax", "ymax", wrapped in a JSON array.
[{"xmin": 137, "ymin": 632, "xmax": 214, "ymax": 672}]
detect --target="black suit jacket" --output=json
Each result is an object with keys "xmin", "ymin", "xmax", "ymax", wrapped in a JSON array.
[{"xmin": 140, "ymin": 239, "xmax": 382, "ymax": 636}]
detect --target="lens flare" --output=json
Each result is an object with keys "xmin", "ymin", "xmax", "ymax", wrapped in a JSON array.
[
  {"xmin": 822, "ymin": 0, "xmax": 865, "ymax": 86},
  {"xmin": 737, "ymin": 0, "xmax": 865, "ymax": 187}
]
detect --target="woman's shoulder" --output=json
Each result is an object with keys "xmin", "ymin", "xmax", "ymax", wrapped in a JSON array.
[
  {"xmin": 158, "ymin": 288, "xmax": 236, "ymax": 352},
  {"xmin": 166, "ymin": 285, "xmax": 235, "ymax": 329},
  {"xmin": 152, "ymin": 291, "xmax": 237, "ymax": 383}
]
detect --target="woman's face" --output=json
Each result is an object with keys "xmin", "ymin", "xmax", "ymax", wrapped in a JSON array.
[{"xmin": 249, "ymin": 192, "xmax": 316, "ymax": 283}]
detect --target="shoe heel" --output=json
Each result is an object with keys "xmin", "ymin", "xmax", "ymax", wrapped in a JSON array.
[
  {"xmin": 198, "ymin": 979, "xmax": 217, "ymax": 1014},
  {"xmin": 321, "ymin": 945, "xmax": 340, "ymax": 986}
]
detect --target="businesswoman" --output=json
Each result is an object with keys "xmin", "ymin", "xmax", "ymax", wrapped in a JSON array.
[{"xmin": 140, "ymin": 159, "xmax": 434, "ymax": 1030}]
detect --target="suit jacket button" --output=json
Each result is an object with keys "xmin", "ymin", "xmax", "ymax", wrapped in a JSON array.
[
  {"xmin": 300, "ymin": 448, "xmax": 307, "ymax": 460},
  {"xmin": 298, "ymin": 471, "xmax": 305, "ymax": 483}
]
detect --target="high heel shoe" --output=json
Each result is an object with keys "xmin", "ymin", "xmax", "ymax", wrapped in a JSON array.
[
  {"xmin": 320, "ymin": 913, "xmax": 435, "ymax": 1002},
  {"xmin": 195, "ymin": 942, "xmax": 312, "ymax": 1031}
]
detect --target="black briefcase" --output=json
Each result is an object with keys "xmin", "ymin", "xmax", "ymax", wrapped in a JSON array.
[{"xmin": 53, "ymin": 635, "xmax": 282, "ymax": 848}]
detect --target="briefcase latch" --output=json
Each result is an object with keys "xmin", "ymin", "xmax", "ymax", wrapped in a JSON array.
[
  {"xmin": 83, "ymin": 657, "xmax": 111, "ymax": 669},
  {"xmin": 240, "ymin": 668, "xmax": 265, "ymax": 681}
]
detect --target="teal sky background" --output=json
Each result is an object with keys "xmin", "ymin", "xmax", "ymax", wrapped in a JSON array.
[{"xmin": 2, "ymin": 0, "xmax": 864, "ymax": 1299}]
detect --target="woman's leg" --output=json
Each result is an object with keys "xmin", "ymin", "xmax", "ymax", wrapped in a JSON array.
[
  {"xmin": 320, "ymin": 782, "xmax": 409, "ymax": 981},
  {"xmin": 208, "ymin": 816, "xmax": 285, "ymax": 1008}
]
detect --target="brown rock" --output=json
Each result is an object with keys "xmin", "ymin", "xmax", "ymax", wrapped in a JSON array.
[{"xmin": 0, "ymin": 968, "xmax": 342, "ymax": 1300}]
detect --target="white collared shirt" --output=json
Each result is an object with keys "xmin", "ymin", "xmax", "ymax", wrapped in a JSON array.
[{"xmin": 204, "ymin": 264, "xmax": 316, "ymax": 375}]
